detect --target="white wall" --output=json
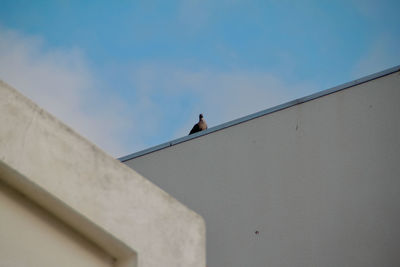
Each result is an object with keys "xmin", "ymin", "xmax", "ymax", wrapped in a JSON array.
[
  {"xmin": 0, "ymin": 179, "xmax": 114, "ymax": 267},
  {"xmin": 0, "ymin": 80, "xmax": 205, "ymax": 267},
  {"xmin": 124, "ymin": 70, "xmax": 400, "ymax": 267}
]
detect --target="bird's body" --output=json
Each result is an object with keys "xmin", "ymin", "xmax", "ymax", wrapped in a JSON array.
[{"xmin": 189, "ymin": 114, "xmax": 208, "ymax": 135}]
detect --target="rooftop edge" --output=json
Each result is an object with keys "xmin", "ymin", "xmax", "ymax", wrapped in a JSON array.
[{"xmin": 119, "ymin": 65, "xmax": 400, "ymax": 162}]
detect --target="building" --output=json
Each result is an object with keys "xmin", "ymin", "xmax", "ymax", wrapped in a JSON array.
[
  {"xmin": 121, "ymin": 66, "xmax": 400, "ymax": 267},
  {"xmin": 0, "ymin": 81, "xmax": 205, "ymax": 267}
]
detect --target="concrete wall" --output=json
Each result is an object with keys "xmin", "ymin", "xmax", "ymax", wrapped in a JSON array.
[
  {"xmin": 124, "ymin": 69, "xmax": 400, "ymax": 267},
  {"xmin": 0, "ymin": 80, "xmax": 205, "ymax": 267},
  {"xmin": 0, "ymin": 179, "xmax": 114, "ymax": 267}
]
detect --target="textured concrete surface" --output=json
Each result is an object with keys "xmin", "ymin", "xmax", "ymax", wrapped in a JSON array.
[
  {"xmin": 124, "ymin": 70, "xmax": 400, "ymax": 267},
  {"xmin": 0, "ymin": 179, "xmax": 115, "ymax": 267},
  {"xmin": 0, "ymin": 80, "xmax": 206, "ymax": 267}
]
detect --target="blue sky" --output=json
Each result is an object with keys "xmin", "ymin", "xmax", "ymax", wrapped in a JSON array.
[{"xmin": 0, "ymin": 0, "xmax": 399, "ymax": 157}]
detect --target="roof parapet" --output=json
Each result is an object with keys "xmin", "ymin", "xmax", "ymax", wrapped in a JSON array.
[{"xmin": 119, "ymin": 65, "xmax": 400, "ymax": 162}]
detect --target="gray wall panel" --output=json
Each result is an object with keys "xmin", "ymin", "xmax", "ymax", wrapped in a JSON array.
[{"xmin": 124, "ymin": 69, "xmax": 400, "ymax": 267}]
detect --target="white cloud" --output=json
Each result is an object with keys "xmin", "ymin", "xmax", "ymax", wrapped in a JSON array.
[
  {"xmin": 352, "ymin": 34, "xmax": 400, "ymax": 78},
  {"xmin": 0, "ymin": 26, "xmax": 131, "ymax": 157},
  {"xmin": 128, "ymin": 63, "xmax": 315, "ymax": 139},
  {"xmin": 0, "ymin": 25, "xmax": 316, "ymax": 158}
]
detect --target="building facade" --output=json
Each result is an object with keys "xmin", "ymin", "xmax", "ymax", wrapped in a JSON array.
[
  {"xmin": 122, "ymin": 66, "xmax": 400, "ymax": 267},
  {"xmin": 0, "ymin": 81, "xmax": 205, "ymax": 267}
]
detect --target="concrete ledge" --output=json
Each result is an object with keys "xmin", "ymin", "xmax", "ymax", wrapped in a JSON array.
[{"xmin": 0, "ymin": 80, "xmax": 206, "ymax": 267}]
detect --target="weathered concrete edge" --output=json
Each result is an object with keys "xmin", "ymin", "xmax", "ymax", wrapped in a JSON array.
[
  {"xmin": 119, "ymin": 65, "xmax": 400, "ymax": 162},
  {"xmin": 0, "ymin": 159, "xmax": 136, "ymax": 265},
  {"xmin": 0, "ymin": 80, "xmax": 206, "ymax": 267}
]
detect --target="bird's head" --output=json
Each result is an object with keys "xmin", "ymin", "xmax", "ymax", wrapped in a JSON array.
[{"xmin": 199, "ymin": 114, "xmax": 204, "ymax": 120}]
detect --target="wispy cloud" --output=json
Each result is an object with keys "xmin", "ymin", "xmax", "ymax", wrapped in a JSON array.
[
  {"xmin": 0, "ymin": 26, "xmax": 131, "ymax": 157},
  {"xmin": 128, "ymin": 63, "xmax": 316, "ymax": 139},
  {"xmin": 0, "ymin": 25, "xmax": 316, "ymax": 157},
  {"xmin": 352, "ymin": 34, "xmax": 400, "ymax": 78}
]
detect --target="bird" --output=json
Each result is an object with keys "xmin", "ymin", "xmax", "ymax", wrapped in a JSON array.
[{"xmin": 189, "ymin": 114, "xmax": 208, "ymax": 135}]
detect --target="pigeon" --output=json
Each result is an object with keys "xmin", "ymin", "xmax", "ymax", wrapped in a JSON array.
[{"xmin": 189, "ymin": 114, "xmax": 208, "ymax": 135}]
